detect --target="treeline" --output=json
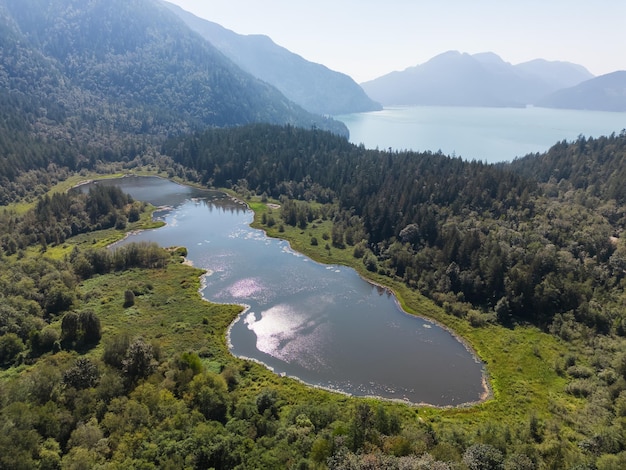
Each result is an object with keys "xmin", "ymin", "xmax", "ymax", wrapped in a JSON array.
[
  {"xmin": 165, "ymin": 124, "xmax": 626, "ymax": 331},
  {"xmin": 506, "ymin": 131, "xmax": 626, "ymax": 203},
  {"xmin": 0, "ymin": 241, "xmax": 171, "ymax": 366},
  {"xmin": 0, "ymin": 184, "xmax": 144, "ymax": 254},
  {"xmin": 164, "ymin": 124, "xmax": 535, "ymax": 237}
]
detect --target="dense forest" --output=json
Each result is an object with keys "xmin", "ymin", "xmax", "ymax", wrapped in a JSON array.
[
  {"xmin": 2, "ymin": 1, "xmax": 626, "ymax": 465},
  {"xmin": 3, "ymin": 114, "xmax": 626, "ymax": 467},
  {"xmin": 165, "ymin": 125, "xmax": 626, "ymax": 332},
  {"xmin": 0, "ymin": 0, "xmax": 346, "ymax": 197}
]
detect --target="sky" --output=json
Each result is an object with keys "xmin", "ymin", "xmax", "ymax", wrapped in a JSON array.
[{"xmin": 166, "ymin": 0, "xmax": 626, "ymax": 83}]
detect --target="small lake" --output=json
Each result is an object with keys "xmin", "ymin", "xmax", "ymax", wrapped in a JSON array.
[
  {"xmin": 91, "ymin": 176, "xmax": 486, "ymax": 406},
  {"xmin": 337, "ymin": 106, "xmax": 626, "ymax": 163}
]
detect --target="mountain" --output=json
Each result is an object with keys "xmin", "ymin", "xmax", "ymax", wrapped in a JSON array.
[
  {"xmin": 515, "ymin": 58, "xmax": 594, "ymax": 90},
  {"xmin": 361, "ymin": 51, "xmax": 593, "ymax": 108},
  {"xmin": 0, "ymin": 0, "xmax": 347, "ymax": 143},
  {"xmin": 537, "ymin": 71, "xmax": 626, "ymax": 112},
  {"xmin": 162, "ymin": 1, "xmax": 381, "ymax": 116}
]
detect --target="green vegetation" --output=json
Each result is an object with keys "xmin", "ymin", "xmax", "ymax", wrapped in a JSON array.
[
  {"xmin": 167, "ymin": 124, "xmax": 626, "ymax": 468},
  {"xmin": 4, "ymin": 0, "xmax": 624, "ymax": 466},
  {"xmin": 2, "ymin": 119, "xmax": 626, "ymax": 467},
  {"xmin": 0, "ymin": 0, "xmax": 347, "ymax": 207}
]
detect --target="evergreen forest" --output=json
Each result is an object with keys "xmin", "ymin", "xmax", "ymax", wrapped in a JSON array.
[{"xmin": 2, "ymin": 0, "xmax": 626, "ymax": 468}]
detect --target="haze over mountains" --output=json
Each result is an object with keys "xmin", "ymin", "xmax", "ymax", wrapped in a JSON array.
[
  {"xmin": 538, "ymin": 71, "xmax": 626, "ymax": 112},
  {"xmin": 162, "ymin": 1, "xmax": 381, "ymax": 116},
  {"xmin": 361, "ymin": 51, "xmax": 593, "ymax": 108},
  {"xmin": 0, "ymin": 0, "xmax": 623, "ymax": 175}
]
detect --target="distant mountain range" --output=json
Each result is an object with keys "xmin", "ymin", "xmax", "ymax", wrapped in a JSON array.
[
  {"xmin": 162, "ymin": 1, "xmax": 381, "ymax": 116},
  {"xmin": 537, "ymin": 71, "xmax": 626, "ymax": 112},
  {"xmin": 360, "ymin": 51, "xmax": 625, "ymax": 110}
]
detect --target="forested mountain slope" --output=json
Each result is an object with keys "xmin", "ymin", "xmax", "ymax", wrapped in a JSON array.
[
  {"xmin": 505, "ymin": 131, "xmax": 626, "ymax": 202},
  {"xmin": 0, "ymin": 0, "xmax": 346, "ymax": 188},
  {"xmin": 163, "ymin": 1, "xmax": 381, "ymax": 116}
]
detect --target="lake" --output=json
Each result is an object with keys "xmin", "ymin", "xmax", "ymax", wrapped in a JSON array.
[
  {"xmin": 336, "ymin": 106, "xmax": 626, "ymax": 163},
  {"xmin": 92, "ymin": 176, "xmax": 487, "ymax": 406}
]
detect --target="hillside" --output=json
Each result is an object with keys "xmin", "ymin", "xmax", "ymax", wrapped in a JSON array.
[
  {"xmin": 0, "ymin": 0, "xmax": 346, "ymax": 148},
  {"xmin": 505, "ymin": 131, "xmax": 626, "ymax": 202},
  {"xmin": 537, "ymin": 71, "xmax": 626, "ymax": 112},
  {"xmin": 361, "ymin": 50, "xmax": 593, "ymax": 107},
  {"xmin": 162, "ymin": 1, "xmax": 381, "ymax": 116}
]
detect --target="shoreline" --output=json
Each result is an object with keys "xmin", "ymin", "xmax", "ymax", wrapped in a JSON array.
[
  {"xmin": 81, "ymin": 175, "xmax": 492, "ymax": 409},
  {"xmin": 231, "ymin": 203, "xmax": 493, "ymax": 408}
]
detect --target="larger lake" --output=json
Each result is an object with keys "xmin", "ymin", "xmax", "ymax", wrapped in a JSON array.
[
  {"xmin": 93, "ymin": 176, "xmax": 487, "ymax": 406},
  {"xmin": 337, "ymin": 106, "xmax": 626, "ymax": 163}
]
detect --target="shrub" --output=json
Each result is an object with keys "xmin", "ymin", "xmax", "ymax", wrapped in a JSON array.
[
  {"xmin": 122, "ymin": 337, "xmax": 157, "ymax": 385},
  {"xmin": 0, "ymin": 333, "xmax": 25, "ymax": 366},
  {"xmin": 123, "ymin": 290, "xmax": 135, "ymax": 308},
  {"xmin": 103, "ymin": 333, "xmax": 131, "ymax": 368},
  {"xmin": 63, "ymin": 358, "xmax": 100, "ymax": 390},
  {"xmin": 567, "ymin": 365, "xmax": 594, "ymax": 379},
  {"xmin": 565, "ymin": 379, "xmax": 596, "ymax": 398},
  {"xmin": 463, "ymin": 443, "xmax": 504, "ymax": 470}
]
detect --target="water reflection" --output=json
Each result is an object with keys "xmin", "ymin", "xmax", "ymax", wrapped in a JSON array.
[{"xmin": 87, "ymin": 176, "xmax": 487, "ymax": 406}]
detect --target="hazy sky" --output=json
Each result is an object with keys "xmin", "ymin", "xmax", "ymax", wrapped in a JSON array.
[{"xmin": 167, "ymin": 0, "xmax": 626, "ymax": 83}]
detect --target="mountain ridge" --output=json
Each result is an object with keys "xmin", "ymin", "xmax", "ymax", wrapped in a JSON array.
[
  {"xmin": 0, "ymin": 0, "xmax": 347, "ymax": 141},
  {"xmin": 537, "ymin": 70, "xmax": 626, "ymax": 111},
  {"xmin": 162, "ymin": 1, "xmax": 381, "ymax": 116},
  {"xmin": 361, "ymin": 50, "xmax": 596, "ymax": 109}
]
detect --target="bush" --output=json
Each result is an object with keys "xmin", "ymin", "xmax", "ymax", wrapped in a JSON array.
[
  {"xmin": 79, "ymin": 310, "xmax": 101, "ymax": 345},
  {"xmin": 0, "ymin": 333, "xmax": 25, "ymax": 366},
  {"xmin": 187, "ymin": 372, "xmax": 229, "ymax": 422},
  {"xmin": 363, "ymin": 253, "xmax": 377, "ymax": 272},
  {"xmin": 31, "ymin": 327, "xmax": 59, "ymax": 354},
  {"xmin": 63, "ymin": 358, "xmax": 100, "ymax": 390},
  {"xmin": 463, "ymin": 443, "xmax": 504, "ymax": 470},
  {"xmin": 567, "ymin": 365, "xmax": 594, "ymax": 379},
  {"xmin": 123, "ymin": 290, "xmax": 135, "ymax": 308},
  {"xmin": 122, "ymin": 337, "xmax": 157, "ymax": 385},
  {"xmin": 103, "ymin": 333, "xmax": 131, "ymax": 368},
  {"xmin": 565, "ymin": 379, "xmax": 596, "ymax": 398},
  {"xmin": 352, "ymin": 243, "xmax": 365, "ymax": 259}
]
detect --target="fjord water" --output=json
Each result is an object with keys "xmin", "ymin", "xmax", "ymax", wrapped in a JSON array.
[
  {"xmin": 96, "ymin": 176, "xmax": 485, "ymax": 406},
  {"xmin": 337, "ymin": 106, "xmax": 626, "ymax": 163}
]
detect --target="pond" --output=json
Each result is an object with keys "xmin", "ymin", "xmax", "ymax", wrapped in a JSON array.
[{"xmin": 88, "ymin": 175, "xmax": 487, "ymax": 406}]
